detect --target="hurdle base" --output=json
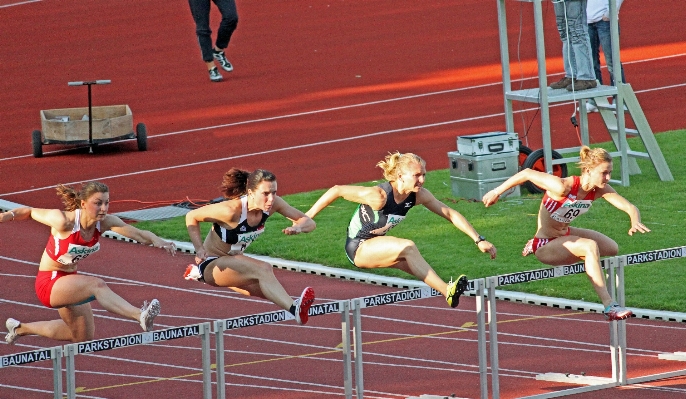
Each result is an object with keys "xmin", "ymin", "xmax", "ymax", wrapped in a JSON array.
[
  {"xmin": 536, "ymin": 372, "xmax": 614, "ymax": 386},
  {"xmin": 658, "ymin": 352, "xmax": 686, "ymax": 361}
]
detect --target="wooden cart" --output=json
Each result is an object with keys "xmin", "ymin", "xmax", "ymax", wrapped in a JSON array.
[{"xmin": 32, "ymin": 80, "xmax": 147, "ymax": 157}]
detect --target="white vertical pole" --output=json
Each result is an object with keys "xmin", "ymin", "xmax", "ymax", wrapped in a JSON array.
[
  {"xmin": 340, "ymin": 301, "xmax": 353, "ymax": 399},
  {"xmin": 65, "ymin": 344, "xmax": 76, "ymax": 399},
  {"xmin": 214, "ymin": 320, "xmax": 226, "ymax": 399},
  {"xmin": 200, "ymin": 322, "xmax": 212, "ymax": 399},
  {"xmin": 52, "ymin": 346, "xmax": 63, "ymax": 399},
  {"xmin": 487, "ymin": 277, "xmax": 500, "ymax": 399},
  {"xmin": 475, "ymin": 279, "xmax": 488, "ymax": 399},
  {"xmin": 352, "ymin": 299, "xmax": 364, "ymax": 399}
]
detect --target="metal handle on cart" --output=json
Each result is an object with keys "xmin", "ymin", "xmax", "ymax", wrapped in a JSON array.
[{"xmin": 68, "ymin": 80, "xmax": 111, "ymax": 86}]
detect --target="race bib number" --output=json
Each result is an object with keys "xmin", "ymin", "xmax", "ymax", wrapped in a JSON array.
[
  {"xmin": 550, "ymin": 200, "xmax": 593, "ymax": 223},
  {"xmin": 57, "ymin": 242, "xmax": 101, "ymax": 265}
]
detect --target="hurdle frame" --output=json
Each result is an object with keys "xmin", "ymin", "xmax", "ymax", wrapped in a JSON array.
[
  {"xmin": 63, "ymin": 322, "xmax": 212, "ymax": 399},
  {"xmin": 0, "ymin": 346, "xmax": 63, "ymax": 399},
  {"xmin": 486, "ymin": 246, "xmax": 686, "ymax": 398}
]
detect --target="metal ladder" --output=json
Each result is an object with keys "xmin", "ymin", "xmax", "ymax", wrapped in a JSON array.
[{"xmin": 583, "ymin": 83, "xmax": 673, "ymax": 182}]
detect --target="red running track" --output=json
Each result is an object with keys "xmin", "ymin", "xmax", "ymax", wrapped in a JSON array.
[{"xmin": 2, "ymin": 0, "xmax": 686, "ymax": 398}]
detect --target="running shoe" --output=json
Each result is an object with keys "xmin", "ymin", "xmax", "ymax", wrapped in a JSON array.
[
  {"xmin": 212, "ymin": 50, "xmax": 233, "ymax": 72},
  {"xmin": 5, "ymin": 318, "xmax": 20, "ymax": 345},
  {"xmin": 139, "ymin": 299, "xmax": 161, "ymax": 332},
  {"xmin": 209, "ymin": 67, "xmax": 223, "ymax": 82},
  {"xmin": 446, "ymin": 275, "xmax": 468, "ymax": 308},
  {"xmin": 184, "ymin": 264, "xmax": 202, "ymax": 281},
  {"xmin": 294, "ymin": 287, "xmax": 315, "ymax": 325},
  {"xmin": 603, "ymin": 302, "xmax": 633, "ymax": 321}
]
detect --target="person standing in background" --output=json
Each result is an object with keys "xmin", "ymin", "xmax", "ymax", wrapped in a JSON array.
[
  {"xmin": 549, "ymin": 0, "xmax": 598, "ymax": 92},
  {"xmin": 188, "ymin": 0, "xmax": 238, "ymax": 82},
  {"xmin": 586, "ymin": 0, "xmax": 626, "ymax": 112}
]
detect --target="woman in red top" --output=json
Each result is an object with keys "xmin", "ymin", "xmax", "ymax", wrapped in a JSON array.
[
  {"xmin": 2, "ymin": 182, "xmax": 176, "ymax": 344},
  {"xmin": 482, "ymin": 146, "xmax": 649, "ymax": 320}
]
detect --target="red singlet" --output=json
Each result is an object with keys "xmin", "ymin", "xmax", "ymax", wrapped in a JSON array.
[{"xmin": 45, "ymin": 209, "xmax": 102, "ymax": 265}]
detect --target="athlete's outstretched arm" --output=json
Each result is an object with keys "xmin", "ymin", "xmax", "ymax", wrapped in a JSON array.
[
  {"xmin": 599, "ymin": 186, "xmax": 650, "ymax": 236},
  {"xmin": 418, "ymin": 189, "xmax": 497, "ymax": 259},
  {"xmin": 106, "ymin": 215, "xmax": 176, "ymax": 255},
  {"xmin": 482, "ymin": 168, "xmax": 565, "ymax": 207},
  {"xmin": 306, "ymin": 185, "xmax": 386, "ymax": 219},
  {"xmin": 272, "ymin": 196, "xmax": 316, "ymax": 235},
  {"xmin": 1, "ymin": 207, "xmax": 69, "ymax": 231}
]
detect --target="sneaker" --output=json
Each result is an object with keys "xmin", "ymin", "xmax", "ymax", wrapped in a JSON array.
[
  {"xmin": 446, "ymin": 275, "xmax": 468, "ymax": 308},
  {"xmin": 212, "ymin": 50, "xmax": 233, "ymax": 72},
  {"xmin": 522, "ymin": 239, "xmax": 534, "ymax": 257},
  {"xmin": 566, "ymin": 79, "xmax": 598, "ymax": 91},
  {"xmin": 585, "ymin": 102, "xmax": 598, "ymax": 113},
  {"xmin": 209, "ymin": 67, "xmax": 223, "ymax": 82},
  {"xmin": 139, "ymin": 299, "xmax": 161, "ymax": 332},
  {"xmin": 603, "ymin": 302, "xmax": 633, "ymax": 321},
  {"xmin": 184, "ymin": 264, "xmax": 202, "ymax": 281},
  {"xmin": 293, "ymin": 287, "xmax": 315, "ymax": 325},
  {"xmin": 5, "ymin": 318, "xmax": 20, "ymax": 345},
  {"xmin": 550, "ymin": 76, "xmax": 573, "ymax": 90}
]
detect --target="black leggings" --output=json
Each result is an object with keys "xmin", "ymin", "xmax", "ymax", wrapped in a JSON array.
[{"xmin": 188, "ymin": 0, "xmax": 238, "ymax": 62}]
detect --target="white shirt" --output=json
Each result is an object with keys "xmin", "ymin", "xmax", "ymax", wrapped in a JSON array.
[{"xmin": 587, "ymin": 0, "xmax": 625, "ymax": 24}]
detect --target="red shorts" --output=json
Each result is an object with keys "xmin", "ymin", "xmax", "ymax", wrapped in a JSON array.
[
  {"xmin": 35, "ymin": 270, "xmax": 75, "ymax": 308},
  {"xmin": 522, "ymin": 229, "xmax": 571, "ymax": 256}
]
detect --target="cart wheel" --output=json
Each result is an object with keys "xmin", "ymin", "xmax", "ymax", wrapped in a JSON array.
[
  {"xmin": 522, "ymin": 149, "xmax": 568, "ymax": 194},
  {"xmin": 32, "ymin": 130, "xmax": 43, "ymax": 158},
  {"xmin": 136, "ymin": 123, "xmax": 147, "ymax": 151},
  {"xmin": 518, "ymin": 144, "xmax": 532, "ymax": 170}
]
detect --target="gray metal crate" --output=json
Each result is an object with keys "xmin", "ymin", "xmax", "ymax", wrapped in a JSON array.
[
  {"xmin": 450, "ymin": 176, "xmax": 520, "ymax": 201},
  {"xmin": 457, "ymin": 132, "xmax": 518, "ymax": 156},
  {"xmin": 448, "ymin": 151, "xmax": 519, "ymax": 181}
]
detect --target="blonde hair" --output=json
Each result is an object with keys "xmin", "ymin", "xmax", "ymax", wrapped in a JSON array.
[
  {"xmin": 578, "ymin": 146, "xmax": 612, "ymax": 172},
  {"xmin": 376, "ymin": 152, "xmax": 425, "ymax": 181},
  {"xmin": 55, "ymin": 182, "xmax": 109, "ymax": 211}
]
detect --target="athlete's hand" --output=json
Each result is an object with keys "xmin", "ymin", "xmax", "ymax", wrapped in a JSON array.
[
  {"xmin": 195, "ymin": 247, "xmax": 208, "ymax": 264},
  {"xmin": 482, "ymin": 190, "xmax": 500, "ymax": 207},
  {"xmin": 157, "ymin": 240, "xmax": 177, "ymax": 256},
  {"xmin": 478, "ymin": 240, "xmax": 497, "ymax": 260},
  {"xmin": 628, "ymin": 221, "xmax": 650, "ymax": 236},
  {"xmin": 282, "ymin": 226, "xmax": 302, "ymax": 235}
]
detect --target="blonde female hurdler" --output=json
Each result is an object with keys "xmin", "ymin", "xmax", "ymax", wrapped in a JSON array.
[{"xmin": 482, "ymin": 146, "xmax": 649, "ymax": 320}]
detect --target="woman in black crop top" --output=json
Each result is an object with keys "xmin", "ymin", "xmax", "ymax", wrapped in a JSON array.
[
  {"xmin": 306, "ymin": 152, "xmax": 497, "ymax": 309},
  {"xmin": 185, "ymin": 168, "xmax": 317, "ymax": 324}
]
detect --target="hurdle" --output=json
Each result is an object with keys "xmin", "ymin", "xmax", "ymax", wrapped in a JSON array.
[
  {"xmin": 213, "ymin": 300, "xmax": 352, "ymax": 399},
  {"xmin": 348, "ymin": 280, "xmax": 489, "ymax": 399},
  {"xmin": 485, "ymin": 245, "xmax": 686, "ymax": 398},
  {"xmin": 63, "ymin": 322, "xmax": 212, "ymax": 399},
  {"xmin": 0, "ymin": 346, "xmax": 63, "ymax": 399}
]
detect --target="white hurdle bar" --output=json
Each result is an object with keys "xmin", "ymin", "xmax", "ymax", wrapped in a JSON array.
[
  {"xmin": 63, "ymin": 322, "xmax": 212, "ymax": 399},
  {"xmin": 213, "ymin": 300, "xmax": 351, "ymax": 399},
  {"xmin": 486, "ymin": 245, "xmax": 686, "ymax": 398},
  {"xmin": 349, "ymin": 280, "xmax": 489, "ymax": 399},
  {"xmin": 0, "ymin": 346, "xmax": 63, "ymax": 399}
]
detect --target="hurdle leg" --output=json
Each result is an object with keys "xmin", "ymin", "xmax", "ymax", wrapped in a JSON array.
[
  {"xmin": 616, "ymin": 257, "xmax": 628, "ymax": 385},
  {"xmin": 340, "ymin": 301, "xmax": 353, "ymax": 399},
  {"xmin": 200, "ymin": 322, "xmax": 212, "ymax": 399},
  {"xmin": 214, "ymin": 320, "xmax": 227, "ymax": 399},
  {"xmin": 475, "ymin": 279, "xmax": 488, "ymax": 399},
  {"xmin": 352, "ymin": 298, "xmax": 364, "ymax": 399},
  {"xmin": 52, "ymin": 346, "xmax": 63, "ymax": 399},
  {"xmin": 65, "ymin": 344, "xmax": 76, "ymax": 399},
  {"xmin": 486, "ymin": 277, "xmax": 500, "ymax": 399}
]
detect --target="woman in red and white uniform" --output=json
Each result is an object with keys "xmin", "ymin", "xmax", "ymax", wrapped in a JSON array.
[
  {"xmin": 482, "ymin": 146, "xmax": 649, "ymax": 321},
  {"xmin": 2, "ymin": 182, "xmax": 176, "ymax": 344},
  {"xmin": 184, "ymin": 168, "xmax": 316, "ymax": 324}
]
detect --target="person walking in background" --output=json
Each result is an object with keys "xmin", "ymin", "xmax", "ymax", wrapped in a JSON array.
[
  {"xmin": 585, "ymin": 0, "xmax": 627, "ymax": 112},
  {"xmin": 188, "ymin": 0, "xmax": 238, "ymax": 82},
  {"xmin": 482, "ymin": 146, "xmax": 649, "ymax": 321},
  {"xmin": 3, "ymin": 182, "xmax": 176, "ymax": 345},
  {"xmin": 184, "ymin": 168, "xmax": 316, "ymax": 324},
  {"xmin": 306, "ymin": 152, "xmax": 497, "ymax": 308},
  {"xmin": 549, "ymin": 0, "xmax": 598, "ymax": 92}
]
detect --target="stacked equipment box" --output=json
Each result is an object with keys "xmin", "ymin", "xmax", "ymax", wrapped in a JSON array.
[{"xmin": 449, "ymin": 132, "xmax": 520, "ymax": 201}]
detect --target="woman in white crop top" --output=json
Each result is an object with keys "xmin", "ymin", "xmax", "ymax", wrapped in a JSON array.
[
  {"xmin": 2, "ymin": 182, "xmax": 177, "ymax": 345},
  {"xmin": 482, "ymin": 146, "xmax": 649, "ymax": 321},
  {"xmin": 185, "ymin": 168, "xmax": 317, "ymax": 325}
]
